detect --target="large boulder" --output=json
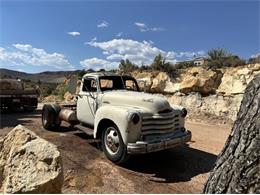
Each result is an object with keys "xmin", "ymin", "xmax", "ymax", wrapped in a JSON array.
[
  {"xmin": 0, "ymin": 125, "xmax": 63, "ymax": 193},
  {"xmin": 178, "ymin": 67, "xmax": 223, "ymax": 95},
  {"xmin": 150, "ymin": 72, "xmax": 170, "ymax": 93},
  {"xmin": 133, "ymin": 71, "xmax": 158, "ymax": 92},
  {"xmin": 217, "ymin": 63, "xmax": 260, "ymax": 95}
]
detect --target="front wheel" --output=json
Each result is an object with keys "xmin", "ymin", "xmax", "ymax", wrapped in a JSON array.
[{"xmin": 102, "ymin": 124, "xmax": 128, "ymax": 164}]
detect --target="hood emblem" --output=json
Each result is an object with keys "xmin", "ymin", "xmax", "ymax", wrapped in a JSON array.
[{"xmin": 142, "ymin": 98, "xmax": 154, "ymax": 103}]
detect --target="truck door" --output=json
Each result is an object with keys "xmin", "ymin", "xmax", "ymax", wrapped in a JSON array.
[{"xmin": 77, "ymin": 78, "xmax": 97, "ymax": 127}]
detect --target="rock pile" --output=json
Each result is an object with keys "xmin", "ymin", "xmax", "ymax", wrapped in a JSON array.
[{"xmin": 0, "ymin": 125, "xmax": 63, "ymax": 193}]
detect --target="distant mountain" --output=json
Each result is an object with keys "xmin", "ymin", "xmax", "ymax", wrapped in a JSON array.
[{"xmin": 0, "ymin": 68, "xmax": 81, "ymax": 83}]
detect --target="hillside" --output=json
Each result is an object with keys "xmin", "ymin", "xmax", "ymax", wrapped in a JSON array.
[{"xmin": 0, "ymin": 68, "xmax": 80, "ymax": 83}]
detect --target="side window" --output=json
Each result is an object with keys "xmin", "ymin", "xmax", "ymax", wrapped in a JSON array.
[
  {"xmin": 100, "ymin": 79, "xmax": 113, "ymax": 89},
  {"xmin": 82, "ymin": 78, "xmax": 97, "ymax": 92},
  {"xmin": 125, "ymin": 79, "xmax": 138, "ymax": 91}
]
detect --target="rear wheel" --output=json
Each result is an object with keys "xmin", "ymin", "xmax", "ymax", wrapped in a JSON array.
[
  {"xmin": 102, "ymin": 124, "xmax": 128, "ymax": 164},
  {"xmin": 42, "ymin": 104, "xmax": 60, "ymax": 130}
]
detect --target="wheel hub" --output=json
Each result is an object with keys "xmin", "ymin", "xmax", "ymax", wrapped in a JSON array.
[{"xmin": 105, "ymin": 127, "xmax": 120, "ymax": 154}]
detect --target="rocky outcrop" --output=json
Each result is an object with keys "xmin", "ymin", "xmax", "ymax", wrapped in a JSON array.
[
  {"xmin": 164, "ymin": 67, "xmax": 223, "ymax": 94},
  {"xmin": 0, "ymin": 125, "xmax": 63, "ymax": 193},
  {"xmin": 179, "ymin": 67, "xmax": 222, "ymax": 94},
  {"xmin": 134, "ymin": 64, "xmax": 260, "ymax": 96},
  {"xmin": 150, "ymin": 72, "xmax": 170, "ymax": 93},
  {"xmin": 133, "ymin": 64, "xmax": 259, "ymax": 121},
  {"xmin": 217, "ymin": 63, "xmax": 260, "ymax": 95},
  {"xmin": 167, "ymin": 93, "xmax": 243, "ymax": 121},
  {"xmin": 133, "ymin": 71, "xmax": 158, "ymax": 92}
]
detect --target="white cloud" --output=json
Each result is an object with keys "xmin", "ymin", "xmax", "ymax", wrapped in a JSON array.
[
  {"xmin": 97, "ymin": 21, "xmax": 109, "ymax": 28},
  {"xmin": 135, "ymin": 22, "xmax": 146, "ymax": 28},
  {"xmin": 83, "ymin": 38, "xmax": 205, "ymax": 70},
  {"xmin": 251, "ymin": 52, "xmax": 260, "ymax": 58},
  {"xmin": 87, "ymin": 39, "xmax": 176, "ymax": 65},
  {"xmin": 80, "ymin": 57, "xmax": 118, "ymax": 70},
  {"xmin": 134, "ymin": 22, "xmax": 164, "ymax": 32},
  {"xmin": 116, "ymin": 32, "xmax": 123, "ymax": 37},
  {"xmin": 176, "ymin": 51, "xmax": 205, "ymax": 59},
  {"xmin": 67, "ymin": 31, "xmax": 80, "ymax": 36},
  {"xmin": 0, "ymin": 44, "xmax": 75, "ymax": 70}
]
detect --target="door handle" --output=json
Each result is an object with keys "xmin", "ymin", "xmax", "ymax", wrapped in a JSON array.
[{"xmin": 102, "ymin": 101, "xmax": 110, "ymax": 104}]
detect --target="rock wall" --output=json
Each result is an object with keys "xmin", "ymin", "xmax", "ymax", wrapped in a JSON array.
[
  {"xmin": 0, "ymin": 125, "xmax": 63, "ymax": 193},
  {"xmin": 167, "ymin": 93, "xmax": 243, "ymax": 121},
  {"xmin": 133, "ymin": 63, "xmax": 260, "ymax": 121},
  {"xmin": 217, "ymin": 63, "xmax": 260, "ymax": 95}
]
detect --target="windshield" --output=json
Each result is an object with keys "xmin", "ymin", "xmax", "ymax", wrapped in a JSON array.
[{"xmin": 99, "ymin": 76, "xmax": 139, "ymax": 92}]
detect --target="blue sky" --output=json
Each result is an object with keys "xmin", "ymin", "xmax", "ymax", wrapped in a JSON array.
[{"xmin": 0, "ymin": 0, "xmax": 259, "ymax": 73}]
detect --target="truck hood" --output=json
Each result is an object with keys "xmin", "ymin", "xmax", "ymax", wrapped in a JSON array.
[{"xmin": 100, "ymin": 90, "xmax": 173, "ymax": 113}]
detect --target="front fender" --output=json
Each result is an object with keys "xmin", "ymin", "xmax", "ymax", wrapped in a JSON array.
[{"xmin": 94, "ymin": 105, "xmax": 142, "ymax": 144}]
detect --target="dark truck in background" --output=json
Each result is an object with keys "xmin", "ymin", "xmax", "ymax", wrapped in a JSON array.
[{"xmin": 0, "ymin": 79, "xmax": 39, "ymax": 111}]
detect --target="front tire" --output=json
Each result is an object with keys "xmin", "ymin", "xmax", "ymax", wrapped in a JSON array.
[{"xmin": 101, "ymin": 124, "xmax": 128, "ymax": 164}]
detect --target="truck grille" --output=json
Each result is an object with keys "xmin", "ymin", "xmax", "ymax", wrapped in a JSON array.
[{"xmin": 141, "ymin": 110, "xmax": 180, "ymax": 137}]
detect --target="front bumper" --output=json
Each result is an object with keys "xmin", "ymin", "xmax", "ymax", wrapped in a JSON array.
[{"xmin": 127, "ymin": 130, "xmax": 192, "ymax": 154}]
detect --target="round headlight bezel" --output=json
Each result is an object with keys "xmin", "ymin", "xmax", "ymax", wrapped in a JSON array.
[{"xmin": 130, "ymin": 113, "xmax": 140, "ymax": 124}]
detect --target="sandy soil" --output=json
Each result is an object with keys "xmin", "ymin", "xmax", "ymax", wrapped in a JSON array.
[{"xmin": 0, "ymin": 105, "xmax": 232, "ymax": 193}]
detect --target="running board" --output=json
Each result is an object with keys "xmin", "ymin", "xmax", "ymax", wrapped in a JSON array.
[{"xmin": 74, "ymin": 124, "xmax": 94, "ymax": 136}]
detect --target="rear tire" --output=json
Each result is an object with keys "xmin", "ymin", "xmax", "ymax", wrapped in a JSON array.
[
  {"xmin": 101, "ymin": 124, "xmax": 128, "ymax": 164},
  {"xmin": 42, "ymin": 104, "xmax": 60, "ymax": 130}
]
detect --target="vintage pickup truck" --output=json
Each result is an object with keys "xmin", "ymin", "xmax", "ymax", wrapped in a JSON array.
[
  {"xmin": 42, "ymin": 72, "xmax": 192, "ymax": 164},
  {"xmin": 0, "ymin": 79, "xmax": 39, "ymax": 111}
]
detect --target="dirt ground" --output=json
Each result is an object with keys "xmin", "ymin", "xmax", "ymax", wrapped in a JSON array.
[{"xmin": 0, "ymin": 104, "xmax": 232, "ymax": 193}]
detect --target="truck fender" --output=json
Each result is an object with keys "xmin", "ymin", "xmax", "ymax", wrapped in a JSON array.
[{"xmin": 94, "ymin": 106, "xmax": 137, "ymax": 145}]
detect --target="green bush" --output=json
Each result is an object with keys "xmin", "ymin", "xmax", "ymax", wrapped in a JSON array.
[
  {"xmin": 150, "ymin": 54, "xmax": 175, "ymax": 74},
  {"xmin": 175, "ymin": 61, "xmax": 196, "ymax": 69},
  {"xmin": 119, "ymin": 59, "xmax": 138, "ymax": 73},
  {"xmin": 52, "ymin": 84, "xmax": 68, "ymax": 100},
  {"xmin": 205, "ymin": 48, "xmax": 245, "ymax": 69}
]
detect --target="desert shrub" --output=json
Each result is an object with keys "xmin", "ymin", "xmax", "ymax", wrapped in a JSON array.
[
  {"xmin": 248, "ymin": 55, "xmax": 260, "ymax": 64},
  {"xmin": 52, "ymin": 84, "xmax": 68, "ymax": 100},
  {"xmin": 150, "ymin": 54, "xmax": 175, "ymax": 75},
  {"xmin": 206, "ymin": 48, "xmax": 245, "ymax": 69},
  {"xmin": 175, "ymin": 61, "xmax": 196, "ymax": 69},
  {"xmin": 119, "ymin": 59, "xmax": 138, "ymax": 73}
]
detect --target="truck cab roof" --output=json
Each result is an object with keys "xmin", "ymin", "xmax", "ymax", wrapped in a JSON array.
[{"xmin": 82, "ymin": 72, "xmax": 134, "ymax": 79}]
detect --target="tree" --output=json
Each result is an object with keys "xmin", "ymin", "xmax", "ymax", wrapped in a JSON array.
[
  {"xmin": 118, "ymin": 59, "xmax": 137, "ymax": 73},
  {"xmin": 151, "ymin": 54, "xmax": 174, "ymax": 73},
  {"xmin": 207, "ymin": 48, "xmax": 245, "ymax": 69},
  {"xmin": 204, "ymin": 74, "xmax": 260, "ymax": 193},
  {"xmin": 207, "ymin": 48, "xmax": 227, "ymax": 61}
]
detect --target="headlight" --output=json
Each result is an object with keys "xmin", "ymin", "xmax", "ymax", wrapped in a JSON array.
[
  {"xmin": 181, "ymin": 108, "xmax": 187, "ymax": 117},
  {"xmin": 130, "ymin": 113, "xmax": 140, "ymax": 124}
]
